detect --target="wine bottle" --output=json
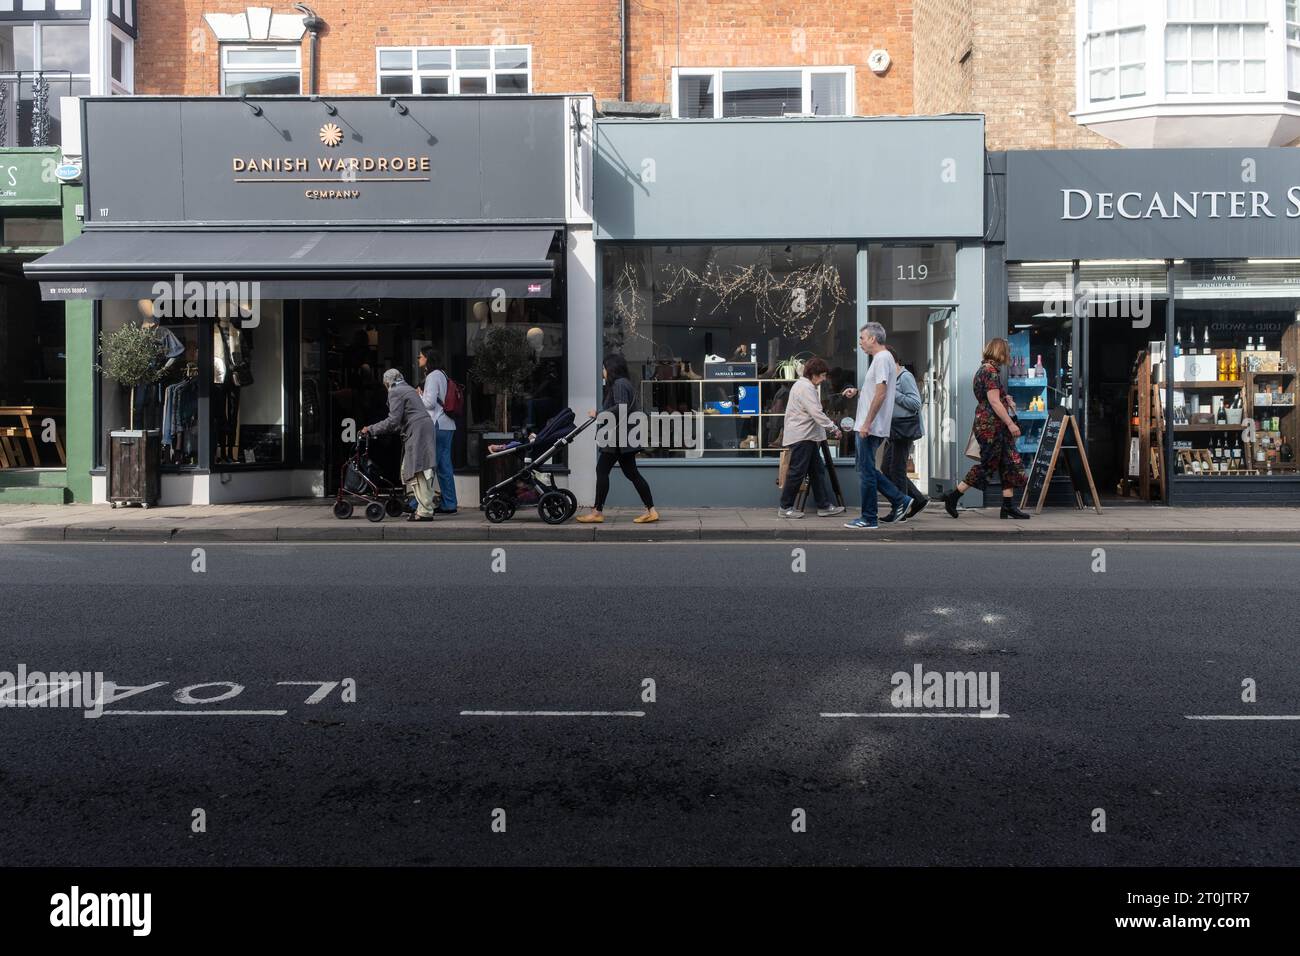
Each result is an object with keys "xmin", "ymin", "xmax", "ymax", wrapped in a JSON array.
[
  {"xmin": 1216, "ymin": 401, "xmax": 1227, "ymax": 424},
  {"xmin": 1247, "ymin": 335, "xmax": 1254, "ymax": 352},
  {"xmin": 1229, "ymin": 350, "xmax": 1239, "ymax": 380},
  {"xmin": 1203, "ymin": 326, "xmax": 1211, "ymax": 354},
  {"xmin": 1175, "ymin": 326, "xmax": 1183, "ymax": 357}
]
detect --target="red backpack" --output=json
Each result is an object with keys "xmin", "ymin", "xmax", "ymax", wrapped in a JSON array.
[{"xmin": 440, "ymin": 372, "xmax": 465, "ymax": 418}]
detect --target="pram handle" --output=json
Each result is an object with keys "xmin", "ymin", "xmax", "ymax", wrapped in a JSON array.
[{"xmin": 484, "ymin": 413, "xmax": 598, "ymax": 460}]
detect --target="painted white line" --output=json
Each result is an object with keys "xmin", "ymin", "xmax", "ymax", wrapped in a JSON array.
[
  {"xmin": 459, "ymin": 710, "xmax": 645, "ymax": 717},
  {"xmin": 98, "ymin": 709, "xmax": 289, "ymax": 716},
  {"xmin": 820, "ymin": 712, "xmax": 1009, "ymax": 719},
  {"xmin": 1185, "ymin": 715, "xmax": 1300, "ymax": 721}
]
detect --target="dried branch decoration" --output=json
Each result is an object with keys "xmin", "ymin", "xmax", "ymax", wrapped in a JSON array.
[{"xmin": 655, "ymin": 246, "xmax": 849, "ymax": 340}]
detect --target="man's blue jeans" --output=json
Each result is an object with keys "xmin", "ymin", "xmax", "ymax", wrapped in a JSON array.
[
  {"xmin": 856, "ymin": 434, "xmax": 907, "ymax": 524},
  {"xmin": 434, "ymin": 428, "xmax": 457, "ymax": 510}
]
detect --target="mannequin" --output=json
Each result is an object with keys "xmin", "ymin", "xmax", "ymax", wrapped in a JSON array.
[
  {"xmin": 134, "ymin": 298, "xmax": 184, "ymax": 430},
  {"xmin": 213, "ymin": 315, "xmax": 249, "ymax": 463}
]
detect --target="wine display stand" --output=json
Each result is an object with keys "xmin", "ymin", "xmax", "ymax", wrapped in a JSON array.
[
  {"xmin": 1119, "ymin": 350, "xmax": 1164, "ymax": 501},
  {"xmin": 1172, "ymin": 322, "xmax": 1297, "ymax": 478}
]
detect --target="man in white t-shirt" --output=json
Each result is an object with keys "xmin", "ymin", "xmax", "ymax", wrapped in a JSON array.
[{"xmin": 840, "ymin": 322, "xmax": 915, "ymax": 529}]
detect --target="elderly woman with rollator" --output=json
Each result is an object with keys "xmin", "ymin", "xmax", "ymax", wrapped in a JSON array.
[{"xmin": 362, "ymin": 368, "xmax": 438, "ymax": 522}]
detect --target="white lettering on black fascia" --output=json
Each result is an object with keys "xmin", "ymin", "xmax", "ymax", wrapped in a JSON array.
[{"xmin": 1061, "ymin": 188, "xmax": 1300, "ymax": 221}]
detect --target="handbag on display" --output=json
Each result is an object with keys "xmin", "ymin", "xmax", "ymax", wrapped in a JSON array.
[{"xmin": 219, "ymin": 326, "xmax": 254, "ymax": 388}]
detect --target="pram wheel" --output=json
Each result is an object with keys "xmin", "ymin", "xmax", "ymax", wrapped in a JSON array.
[
  {"xmin": 333, "ymin": 500, "xmax": 354, "ymax": 520},
  {"xmin": 538, "ymin": 490, "xmax": 572, "ymax": 525},
  {"xmin": 365, "ymin": 502, "xmax": 386, "ymax": 523},
  {"xmin": 385, "ymin": 497, "xmax": 406, "ymax": 518},
  {"xmin": 558, "ymin": 489, "xmax": 578, "ymax": 519},
  {"xmin": 484, "ymin": 497, "xmax": 514, "ymax": 524}
]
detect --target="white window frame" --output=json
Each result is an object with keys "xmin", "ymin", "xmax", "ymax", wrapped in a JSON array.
[
  {"xmin": 374, "ymin": 45, "xmax": 532, "ymax": 96},
  {"xmin": 1076, "ymin": 0, "xmax": 1291, "ymax": 114},
  {"xmin": 1287, "ymin": 0, "xmax": 1300, "ymax": 96},
  {"xmin": 108, "ymin": 24, "xmax": 132, "ymax": 95},
  {"xmin": 670, "ymin": 66, "xmax": 854, "ymax": 118},
  {"xmin": 220, "ymin": 43, "xmax": 302, "ymax": 96}
]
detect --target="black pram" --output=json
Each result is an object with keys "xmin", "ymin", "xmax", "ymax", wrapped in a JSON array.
[{"xmin": 480, "ymin": 408, "xmax": 595, "ymax": 524}]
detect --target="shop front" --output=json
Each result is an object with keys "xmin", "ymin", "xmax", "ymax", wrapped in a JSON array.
[
  {"xmin": 27, "ymin": 94, "xmax": 596, "ymax": 506},
  {"xmin": 997, "ymin": 148, "xmax": 1300, "ymax": 507},
  {"xmin": 0, "ymin": 146, "xmax": 72, "ymax": 503},
  {"xmin": 592, "ymin": 115, "xmax": 986, "ymax": 507}
]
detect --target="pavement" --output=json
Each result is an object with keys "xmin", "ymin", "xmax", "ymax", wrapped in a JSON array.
[
  {"xmin": 0, "ymin": 497, "xmax": 1297, "ymax": 542},
  {"xmin": 2, "ymin": 541, "xmax": 1297, "ymax": 866}
]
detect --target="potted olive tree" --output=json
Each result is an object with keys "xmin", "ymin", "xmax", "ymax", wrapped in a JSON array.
[
  {"xmin": 97, "ymin": 322, "xmax": 164, "ymax": 508},
  {"xmin": 471, "ymin": 325, "xmax": 535, "ymax": 490}
]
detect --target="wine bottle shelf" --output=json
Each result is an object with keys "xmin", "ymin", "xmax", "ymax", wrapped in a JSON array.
[{"xmin": 1173, "ymin": 423, "xmax": 1246, "ymax": 432}]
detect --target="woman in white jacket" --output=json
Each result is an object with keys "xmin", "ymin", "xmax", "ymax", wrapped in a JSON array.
[{"xmin": 778, "ymin": 357, "xmax": 844, "ymax": 518}]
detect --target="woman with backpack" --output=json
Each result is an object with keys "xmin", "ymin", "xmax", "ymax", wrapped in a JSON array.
[
  {"xmin": 576, "ymin": 352, "xmax": 658, "ymax": 524},
  {"xmin": 418, "ymin": 346, "xmax": 459, "ymax": 515}
]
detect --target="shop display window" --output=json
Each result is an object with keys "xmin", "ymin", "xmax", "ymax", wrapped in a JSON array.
[
  {"xmin": 211, "ymin": 302, "xmax": 285, "ymax": 467},
  {"xmin": 602, "ymin": 243, "xmax": 858, "ymax": 459},
  {"xmin": 99, "ymin": 300, "xmax": 202, "ymax": 469},
  {"xmin": 1170, "ymin": 261, "xmax": 1299, "ymax": 478}
]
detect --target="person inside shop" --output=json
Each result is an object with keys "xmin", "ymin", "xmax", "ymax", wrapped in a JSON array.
[
  {"xmin": 577, "ymin": 352, "xmax": 659, "ymax": 525},
  {"xmin": 361, "ymin": 369, "xmax": 438, "ymax": 522},
  {"xmin": 777, "ymin": 356, "xmax": 844, "ymax": 518},
  {"xmin": 881, "ymin": 346, "xmax": 929, "ymax": 514},
  {"xmin": 417, "ymin": 346, "xmax": 458, "ymax": 515},
  {"xmin": 943, "ymin": 337, "xmax": 1031, "ymax": 520}
]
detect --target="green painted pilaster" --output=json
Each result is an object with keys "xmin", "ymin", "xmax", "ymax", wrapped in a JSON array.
[{"xmin": 61, "ymin": 184, "xmax": 93, "ymax": 504}]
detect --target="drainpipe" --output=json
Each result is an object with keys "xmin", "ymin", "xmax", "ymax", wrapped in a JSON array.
[
  {"xmin": 294, "ymin": 4, "xmax": 324, "ymax": 95},
  {"xmin": 619, "ymin": 0, "xmax": 627, "ymax": 102}
]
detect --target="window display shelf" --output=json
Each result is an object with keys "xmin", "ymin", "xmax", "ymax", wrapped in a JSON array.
[
  {"xmin": 1173, "ymin": 423, "xmax": 1246, "ymax": 432},
  {"xmin": 1173, "ymin": 380, "xmax": 1243, "ymax": 388}
]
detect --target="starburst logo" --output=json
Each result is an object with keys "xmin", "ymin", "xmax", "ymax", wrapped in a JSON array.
[{"xmin": 319, "ymin": 123, "xmax": 343, "ymax": 147}]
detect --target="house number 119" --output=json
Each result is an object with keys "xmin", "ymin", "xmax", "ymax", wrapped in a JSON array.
[{"xmin": 897, "ymin": 264, "xmax": 929, "ymax": 280}]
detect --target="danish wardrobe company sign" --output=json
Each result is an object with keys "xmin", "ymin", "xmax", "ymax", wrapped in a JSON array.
[
  {"xmin": 81, "ymin": 96, "xmax": 567, "ymax": 224},
  {"xmin": 1005, "ymin": 149, "xmax": 1300, "ymax": 261}
]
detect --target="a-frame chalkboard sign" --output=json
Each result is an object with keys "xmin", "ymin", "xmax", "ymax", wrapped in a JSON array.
[{"xmin": 1019, "ymin": 407, "xmax": 1103, "ymax": 515}]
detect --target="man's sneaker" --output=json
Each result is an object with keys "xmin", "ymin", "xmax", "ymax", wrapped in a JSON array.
[
  {"xmin": 907, "ymin": 496, "xmax": 928, "ymax": 520},
  {"xmin": 844, "ymin": 517, "xmax": 880, "ymax": 530},
  {"xmin": 882, "ymin": 496, "xmax": 914, "ymax": 523},
  {"xmin": 817, "ymin": 505, "xmax": 846, "ymax": 517},
  {"xmin": 778, "ymin": 508, "xmax": 805, "ymax": 519}
]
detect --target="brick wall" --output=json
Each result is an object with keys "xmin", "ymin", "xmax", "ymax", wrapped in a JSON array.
[
  {"xmin": 914, "ymin": 0, "xmax": 1112, "ymax": 150},
  {"xmin": 136, "ymin": 1, "xmax": 622, "ymax": 98},
  {"xmin": 626, "ymin": 0, "xmax": 913, "ymax": 115}
]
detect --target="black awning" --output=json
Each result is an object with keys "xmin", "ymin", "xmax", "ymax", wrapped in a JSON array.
[{"xmin": 24, "ymin": 228, "xmax": 556, "ymax": 301}]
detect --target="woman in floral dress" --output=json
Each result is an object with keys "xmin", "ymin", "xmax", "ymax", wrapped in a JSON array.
[{"xmin": 943, "ymin": 337, "xmax": 1031, "ymax": 520}]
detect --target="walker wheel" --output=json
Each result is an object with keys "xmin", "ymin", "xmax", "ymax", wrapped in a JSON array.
[
  {"xmin": 538, "ymin": 490, "xmax": 571, "ymax": 525},
  {"xmin": 333, "ymin": 500, "xmax": 353, "ymax": 520},
  {"xmin": 484, "ymin": 497, "xmax": 513, "ymax": 524},
  {"xmin": 365, "ymin": 502, "xmax": 386, "ymax": 523},
  {"xmin": 385, "ymin": 497, "xmax": 406, "ymax": 518}
]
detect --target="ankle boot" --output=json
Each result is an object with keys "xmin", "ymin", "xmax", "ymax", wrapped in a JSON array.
[
  {"xmin": 943, "ymin": 488, "xmax": 961, "ymax": 519},
  {"xmin": 1000, "ymin": 501, "xmax": 1031, "ymax": 520}
]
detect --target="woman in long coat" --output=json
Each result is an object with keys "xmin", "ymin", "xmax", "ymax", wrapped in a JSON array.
[{"xmin": 363, "ymin": 369, "xmax": 438, "ymax": 521}]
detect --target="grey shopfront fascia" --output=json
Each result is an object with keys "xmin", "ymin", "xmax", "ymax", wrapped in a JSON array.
[
  {"xmin": 593, "ymin": 115, "xmax": 987, "ymax": 507},
  {"xmin": 994, "ymin": 148, "xmax": 1300, "ymax": 506},
  {"xmin": 25, "ymin": 94, "xmax": 578, "ymax": 502}
]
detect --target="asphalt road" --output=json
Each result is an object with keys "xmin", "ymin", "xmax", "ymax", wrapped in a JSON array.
[{"xmin": 1, "ymin": 541, "xmax": 1297, "ymax": 866}]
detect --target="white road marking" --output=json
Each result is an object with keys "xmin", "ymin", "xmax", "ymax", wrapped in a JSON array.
[
  {"xmin": 98, "ymin": 709, "xmax": 288, "ymax": 716},
  {"xmin": 820, "ymin": 712, "xmax": 1009, "ymax": 719},
  {"xmin": 459, "ymin": 710, "xmax": 645, "ymax": 717},
  {"xmin": 1185, "ymin": 715, "xmax": 1300, "ymax": 720}
]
